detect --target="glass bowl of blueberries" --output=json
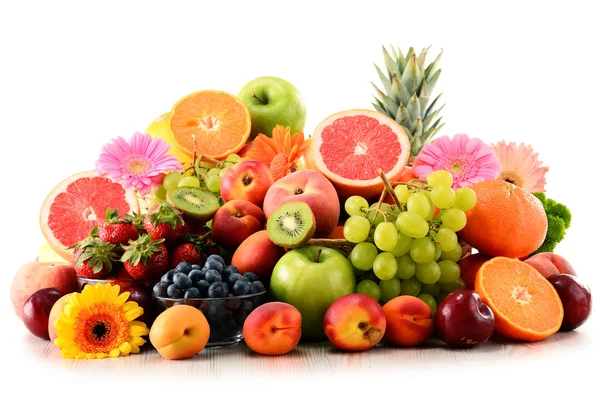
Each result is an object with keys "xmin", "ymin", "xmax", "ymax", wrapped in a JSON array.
[{"xmin": 152, "ymin": 254, "xmax": 267, "ymax": 347}]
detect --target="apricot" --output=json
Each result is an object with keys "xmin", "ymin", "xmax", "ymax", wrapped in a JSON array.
[
  {"xmin": 150, "ymin": 305, "xmax": 210, "ymax": 360},
  {"xmin": 231, "ymin": 230, "xmax": 285, "ymax": 281},
  {"xmin": 324, "ymin": 294, "xmax": 386, "ymax": 351},
  {"xmin": 243, "ymin": 302, "xmax": 302, "ymax": 355},
  {"xmin": 524, "ymin": 252, "xmax": 577, "ymax": 278},
  {"xmin": 382, "ymin": 295, "xmax": 434, "ymax": 346}
]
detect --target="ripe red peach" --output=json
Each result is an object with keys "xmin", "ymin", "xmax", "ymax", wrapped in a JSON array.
[
  {"xmin": 524, "ymin": 252, "xmax": 577, "ymax": 277},
  {"xmin": 382, "ymin": 295, "xmax": 434, "ymax": 346},
  {"xmin": 324, "ymin": 294, "xmax": 386, "ymax": 351},
  {"xmin": 458, "ymin": 253, "xmax": 492, "ymax": 289},
  {"xmin": 231, "ymin": 230, "xmax": 285, "ymax": 282},
  {"xmin": 243, "ymin": 302, "xmax": 302, "ymax": 355},
  {"xmin": 220, "ymin": 160, "xmax": 274, "ymax": 208},
  {"xmin": 211, "ymin": 200, "xmax": 266, "ymax": 251}
]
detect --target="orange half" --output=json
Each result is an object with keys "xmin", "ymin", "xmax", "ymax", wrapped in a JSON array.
[{"xmin": 169, "ymin": 90, "xmax": 251, "ymax": 159}]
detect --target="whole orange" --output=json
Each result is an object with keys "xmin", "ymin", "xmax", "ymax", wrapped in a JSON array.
[{"xmin": 459, "ymin": 180, "xmax": 547, "ymax": 258}]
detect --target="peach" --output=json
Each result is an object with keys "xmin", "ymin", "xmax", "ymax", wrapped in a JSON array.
[
  {"xmin": 525, "ymin": 252, "xmax": 577, "ymax": 277},
  {"xmin": 150, "ymin": 305, "xmax": 210, "ymax": 360},
  {"xmin": 458, "ymin": 253, "xmax": 493, "ymax": 289},
  {"xmin": 382, "ymin": 295, "xmax": 434, "ymax": 346},
  {"xmin": 243, "ymin": 302, "xmax": 302, "ymax": 355},
  {"xmin": 231, "ymin": 230, "xmax": 285, "ymax": 282},
  {"xmin": 48, "ymin": 293, "xmax": 71, "ymax": 344},
  {"xmin": 10, "ymin": 261, "xmax": 78, "ymax": 320},
  {"xmin": 211, "ymin": 200, "xmax": 266, "ymax": 251},
  {"xmin": 263, "ymin": 170, "xmax": 340, "ymax": 238},
  {"xmin": 220, "ymin": 160, "xmax": 274, "ymax": 208},
  {"xmin": 324, "ymin": 294, "xmax": 386, "ymax": 351}
]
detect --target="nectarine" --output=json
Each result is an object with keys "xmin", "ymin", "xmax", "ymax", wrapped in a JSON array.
[
  {"xmin": 382, "ymin": 296, "xmax": 433, "ymax": 346},
  {"xmin": 220, "ymin": 160, "xmax": 274, "ymax": 208},
  {"xmin": 231, "ymin": 230, "xmax": 285, "ymax": 281},
  {"xmin": 243, "ymin": 302, "xmax": 302, "ymax": 355},
  {"xmin": 524, "ymin": 252, "xmax": 577, "ymax": 277},
  {"xmin": 211, "ymin": 200, "xmax": 266, "ymax": 251}
]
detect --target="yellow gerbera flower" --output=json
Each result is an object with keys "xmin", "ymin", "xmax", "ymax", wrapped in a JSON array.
[{"xmin": 54, "ymin": 283, "xmax": 149, "ymax": 359}]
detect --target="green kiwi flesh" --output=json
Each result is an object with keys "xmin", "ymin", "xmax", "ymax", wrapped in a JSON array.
[
  {"xmin": 167, "ymin": 187, "xmax": 220, "ymax": 223},
  {"xmin": 266, "ymin": 202, "xmax": 316, "ymax": 248}
]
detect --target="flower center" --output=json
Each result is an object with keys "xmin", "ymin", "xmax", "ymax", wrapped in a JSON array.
[
  {"xmin": 451, "ymin": 162, "xmax": 463, "ymax": 173},
  {"xmin": 73, "ymin": 303, "xmax": 129, "ymax": 354},
  {"xmin": 92, "ymin": 321, "xmax": 110, "ymax": 341},
  {"xmin": 124, "ymin": 155, "xmax": 152, "ymax": 176},
  {"xmin": 270, "ymin": 153, "xmax": 290, "ymax": 179}
]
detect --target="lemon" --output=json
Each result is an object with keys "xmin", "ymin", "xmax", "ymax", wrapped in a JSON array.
[{"xmin": 145, "ymin": 112, "xmax": 193, "ymax": 164}]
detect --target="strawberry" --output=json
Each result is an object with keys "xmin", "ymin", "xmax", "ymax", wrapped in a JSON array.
[
  {"xmin": 144, "ymin": 203, "xmax": 188, "ymax": 245},
  {"xmin": 98, "ymin": 209, "xmax": 139, "ymax": 246},
  {"xmin": 70, "ymin": 232, "xmax": 120, "ymax": 279},
  {"xmin": 169, "ymin": 233, "xmax": 217, "ymax": 268},
  {"xmin": 121, "ymin": 234, "xmax": 169, "ymax": 280}
]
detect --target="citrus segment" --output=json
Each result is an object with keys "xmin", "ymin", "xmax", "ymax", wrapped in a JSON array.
[
  {"xmin": 169, "ymin": 90, "xmax": 251, "ymax": 160},
  {"xmin": 40, "ymin": 171, "xmax": 139, "ymax": 261},
  {"xmin": 474, "ymin": 257, "xmax": 564, "ymax": 341},
  {"xmin": 311, "ymin": 109, "xmax": 410, "ymax": 199}
]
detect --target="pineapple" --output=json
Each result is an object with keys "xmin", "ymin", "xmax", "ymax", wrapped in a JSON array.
[{"xmin": 372, "ymin": 46, "xmax": 445, "ymax": 158}]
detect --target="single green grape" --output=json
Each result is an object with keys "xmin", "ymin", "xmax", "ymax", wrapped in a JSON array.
[
  {"xmin": 426, "ymin": 170, "xmax": 454, "ymax": 188},
  {"xmin": 389, "ymin": 232, "xmax": 413, "ymax": 257},
  {"xmin": 154, "ymin": 185, "xmax": 167, "ymax": 201},
  {"xmin": 374, "ymin": 221, "xmax": 398, "ymax": 251},
  {"xmin": 420, "ymin": 282, "xmax": 441, "ymax": 297},
  {"xmin": 349, "ymin": 242, "xmax": 378, "ymax": 271},
  {"xmin": 454, "ymin": 187, "xmax": 477, "ymax": 211},
  {"xmin": 410, "ymin": 237, "xmax": 436, "ymax": 263},
  {"xmin": 373, "ymin": 252, "xmax": 398, "ymax": 280},
  {"xmin": 440, "ymin": 208, "xmax": 467, "ymax": 232},
  {"xmin": 199, "ymin": 161, "xmax": 215, "ymax": 169},
  {"xmin": 440, "ymin": 243, "xmax": 463, "ymax": 262},
  {"xmin": 345, "ymin": 195, "xmax": 369, "ymax": 217},
  {"xmin": 430, "ymin": 186, "xmax": 456, "ymax": 209},
  {"xmin": 396, "ymin": 212, "xmax": 429, "ymax": 238},
  {"xmin": 379, "ymin": 276, "xmax": 401, "ymax": 303},
  {"xmin": 440, "ymin": 277, "xmax": 466, "ymax": 293},
  {"xmin": 435, "ymin": 228, "xmax": 458, "ymax": 251},
  {"xmin": 205, "ymin": 175, "xmax": 221, "ymax": 193},
  {"xmin": 396, "ymin": 255, "xmax": 416, "ymax": 279},
  {"xmin": 418, "ymin": 294, "xmax": 437, "ymax": 314},
  {"xmin": 343, "ymin": 216, "xmax": 371, "ymax": 243},
  {"xmin": 434, "ymin": 245, "xmax": 442, "ymax": 260},
  {"xmin": 163, "ymin": 172, "xmax": 182, "ymax": 191},
  {"xmin": 219, "ymin": 167, "xmax": 229, "ymax": 177},
  {"xmin": 437, "ymin": 260, "xmax": 461, "ymax": 284},
  {"xmin": 225, "ymin": 154, "xmax": 241, "ymax": 162},
  {"xmin": 366, "ymin": 203, "xmax": 391, "ymax": 226},
  {"xmin": 415, "ymin": 261, "xmax": 441, "ymax": 284},
  {"xmin": 394, "ymin": 184, "xmax": 411, "ymax": 204},
  {"xmin": 401, "ymin": 277, "xmax": 422, "ymax": 297},
  {"xmin": 178, "ymin": 176, "xmax": 201, "ymax": 188},
  {"xmin": 407, "ymin": 192, "xmax": 431, "ymax": 219},
  {"xmin": 207, "ymin": 168, "xmax": 221, "ymax": 177},
  {"xmin": 356, "ymin": 279, "xmax": 381, "ymax": 302}
]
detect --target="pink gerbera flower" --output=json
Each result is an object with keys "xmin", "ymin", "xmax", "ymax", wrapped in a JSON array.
[
  {"xmin": 413, "ymin": 134, "xmax": 501, "ymax": 188},
  {"xmin": 96, "ymin": 132, "xmax": 183, "ymax": 195},
  {"xmin": 490, "ymin": 141, "xmax": 549, "ymax": 192}
]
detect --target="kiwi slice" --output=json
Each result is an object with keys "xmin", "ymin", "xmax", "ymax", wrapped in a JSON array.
[
  {"xmin": 167, "ymin": 187, "xmax": 220, "ymax": 223},
  {"xmin": 267, "ymin": 202, "xmax": 316, "ymax": 248}
]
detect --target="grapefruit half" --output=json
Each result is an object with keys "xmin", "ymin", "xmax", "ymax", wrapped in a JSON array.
[
  {"xmin": 311, "ymin": 109, "xmax": 410, "ymax": 199},
  {"xmin": 40, "ymin": 171, "xmax": 139, "ymax": 261}
]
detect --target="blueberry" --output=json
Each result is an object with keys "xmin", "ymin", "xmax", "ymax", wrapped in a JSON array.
[
  {"xmin": 161, "ymin": 270, "xmax": 176, "ymax": 283},
  {"xmin": 188, "ymin": 269, "xmax": 204, "ymax": 283},
  {"xmin": 173, "ymin": 272, "xmax": 193, "ymax": 289},
  {"xmin": 247, "ymin": 282, "xmax": 258, "ymax": 294},
  {"xmin": 167, "ymin": 284, "xmax": 184, "ymax": 299},
  {"xmin": 153, "ymin": 281, "xmax": 170, "ymax": 297},
  {"xmin": 176, "ymin": 262, "xmax": 192, "ymax": 274},
  {"xmin": 184, "ymin": 287, "xmax": 201, "ymax": 299},
  {"xmin": 240, "ymin": 299, "xmax": 254, "ymax": 316},
  {"xmin": 233, "ymin": 280, "xmax": 250, "ymax": 296},
  {"xmin": 208, "ymin": 282, "xmax": 227, "ymax": 298},
  {"xmin": 191, "ymin": 264, "xmax": 202, "ymax": 270},
  {"xmin": 243, "ymin": 272, "xmax": 259, "ymax": 282},
  {"xmin": 227, "ymin": 272, "xmax": 244, "ymax": 286},
  {"xmin": 222, "ymin": 265, "xmax": 239, "ymax": 279},
  {"xmin": 195, "ymin": 280, "xmax": 210, "ymax": 296},
  {"xmin": 205, "ymin": 258, "xmax": 224, "ymax": 273},
  {"xmin": 251, "ymin": 281, "xmax": 266, "ymax": 293},
  {"xmin": 224, "ymin": 298, "xmax": 241, "ymax": 310},
  {"xmin": 205, "ymin": 269, "xmax": 222, "ymax": 284},
  {"xmin": 206, "ymin": 254, "xmax": 226, "ymax": 266},
  {"xmin": 227, "ymin": 292, "xmax": 234, "ymax": 297}
]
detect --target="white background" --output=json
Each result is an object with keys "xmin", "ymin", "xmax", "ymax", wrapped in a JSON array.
[{"xmin": 1, "ymin": 0, "xmax": 598, "ymax": 398}]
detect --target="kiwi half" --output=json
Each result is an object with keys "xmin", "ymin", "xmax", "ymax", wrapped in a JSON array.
[
  {"xmin": 167, "ymin": 187, "xmax": 220, "ymax": 223},
  {"xmin": 267, "ymin": 202, "xmax": 316, "ymax": 248}
]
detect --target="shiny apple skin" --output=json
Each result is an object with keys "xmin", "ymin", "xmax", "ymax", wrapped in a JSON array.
[
  {"xmin": 547, "ymin": 274, "xmax": 592, "ymax": 331},
  {"xmin": 22, "ymin": 288, "xmax": 65, "ymax": 340}
]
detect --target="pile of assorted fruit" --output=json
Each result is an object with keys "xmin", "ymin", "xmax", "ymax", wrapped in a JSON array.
[{"xmin": 11, "ymin": 46, "xmax": 593, "ymax": 360}]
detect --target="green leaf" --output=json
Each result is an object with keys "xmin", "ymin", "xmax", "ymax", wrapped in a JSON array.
[
  {"xmin": 423, "ymin": 104, "xmax": 445, "ymax": 131},
  {"xmin": 410, "ymin": 117, "xmax": 423, "ymax": 138},
  {"xmin": 406, "ymin": 93, "xmax": 421, "ymax": 124},
  {"xmin": 395, "ymin": 104, "xmax": 412, "ymax": 135},
  {"xmin": 395, "ymin": 47, "xmax": 407, "ymax": 73},
  {"xmin": 382, "ymin": 46, "xmax": 398, "ymax": 78},
  {"xmin": 425, "ymin": 93, "xmax": 444, "ymax": 117},
  {"xmin": 401, "ymin": 52, "xmax": 422, "ymax": 97},
  {"xmin": 374, "ymin": 64, "xmax": 392, "ymax": 94},
  {"xmin": 421, "ymin": 123, "xmax": 445, "ymax": 144},
  {"xmin": 416, "ymin": 46, "xmax": 430, "ymax": 72},
  {"xmin": 380, "ymin": 94, "xmax": 399, "ymax": 115},
  {"xmin": 418, "ymin": 80, "xmax": 429, "ymax": 116},
  {"xmin": 391, "ymin": 74, "xmax": 411, "ymax": 106},
  {"xmin": 372, "ymin": 100, "xmax": 388, "ymax": 116},
  {"xmin": 425, "ymin": 68, "xmax": 441, "ymax": 96},
  {"xmin": 423, "ymin": 51, "xmax": 442, "ymax": 79}
]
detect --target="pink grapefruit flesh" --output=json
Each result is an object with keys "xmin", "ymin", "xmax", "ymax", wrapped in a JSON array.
[
  {"xmin": 311, "ymin": 109, "xmax": 410, "ymax": 199},
  {"xmin": 40, "ymin": 171, "xmax": 139, "ymax": 261}
]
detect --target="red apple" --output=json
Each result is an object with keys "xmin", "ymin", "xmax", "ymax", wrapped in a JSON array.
[
  {"xmin": 220, "ymin": 160, "xmax": 274, "ymax": 208},
  {"xmin": 263, "ymin": 170, "xmax": 340, "ymax": 238},
  {"xmin": 22, "ymin": 288, "xmax": 65, "ymax": 339},
  {"xmin": 211, "ymin": 200, "xmax": 266, "ymax": 251},
  {"xmin": 11, "ymin": 261, "xmax": 78, "ymax": 320}
]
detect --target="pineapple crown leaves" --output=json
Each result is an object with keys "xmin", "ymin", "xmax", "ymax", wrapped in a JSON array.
[
  {"xmin": 372, "ymin": 46, "xmax": 446, "ymax": 156},
  {"xmin": 120, "ymin": 233, "xmax": 166, "ymax": 267},
  {"xmin": 125, "ymin": 211, "xmax": 147, "ymax": 231},
  {"xmin": 74, "ymin": 237, "xmax": 120, "ymax": 274},
  {"xmin": 148, "ymin": 202, "xmax": 185, "ymax": 229}
]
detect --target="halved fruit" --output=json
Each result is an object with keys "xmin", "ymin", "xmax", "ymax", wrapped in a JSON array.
[
  {"xmin": 40, "ymin": 171, "xmax": 139, "ymax": 261},
  {"xmin": 474, "ymin": 257, "xmax": 564, "ymax": 342},
  {"xmin": 169, "ymin": 90, "xmax": 251, "ymax": 160},
  {"xmin": 311, "ymin": 109, "xmax": 411, "ymax": 199},
  {"xmin": 267, "ymin": 202, "xmax": 316, "ymax": 248},
  {"xmin": 167, "ymin": 187, "xmax": 220, "ymax": 223}
]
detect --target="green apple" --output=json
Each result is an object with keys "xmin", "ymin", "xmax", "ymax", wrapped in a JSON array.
[
  {"xmin": 269, "ymin": 246, "xmax": 356, "ymax": 340},
  {"xmin": 238, "ymin": 76, "xmax": 306, "ymax": 139}
]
